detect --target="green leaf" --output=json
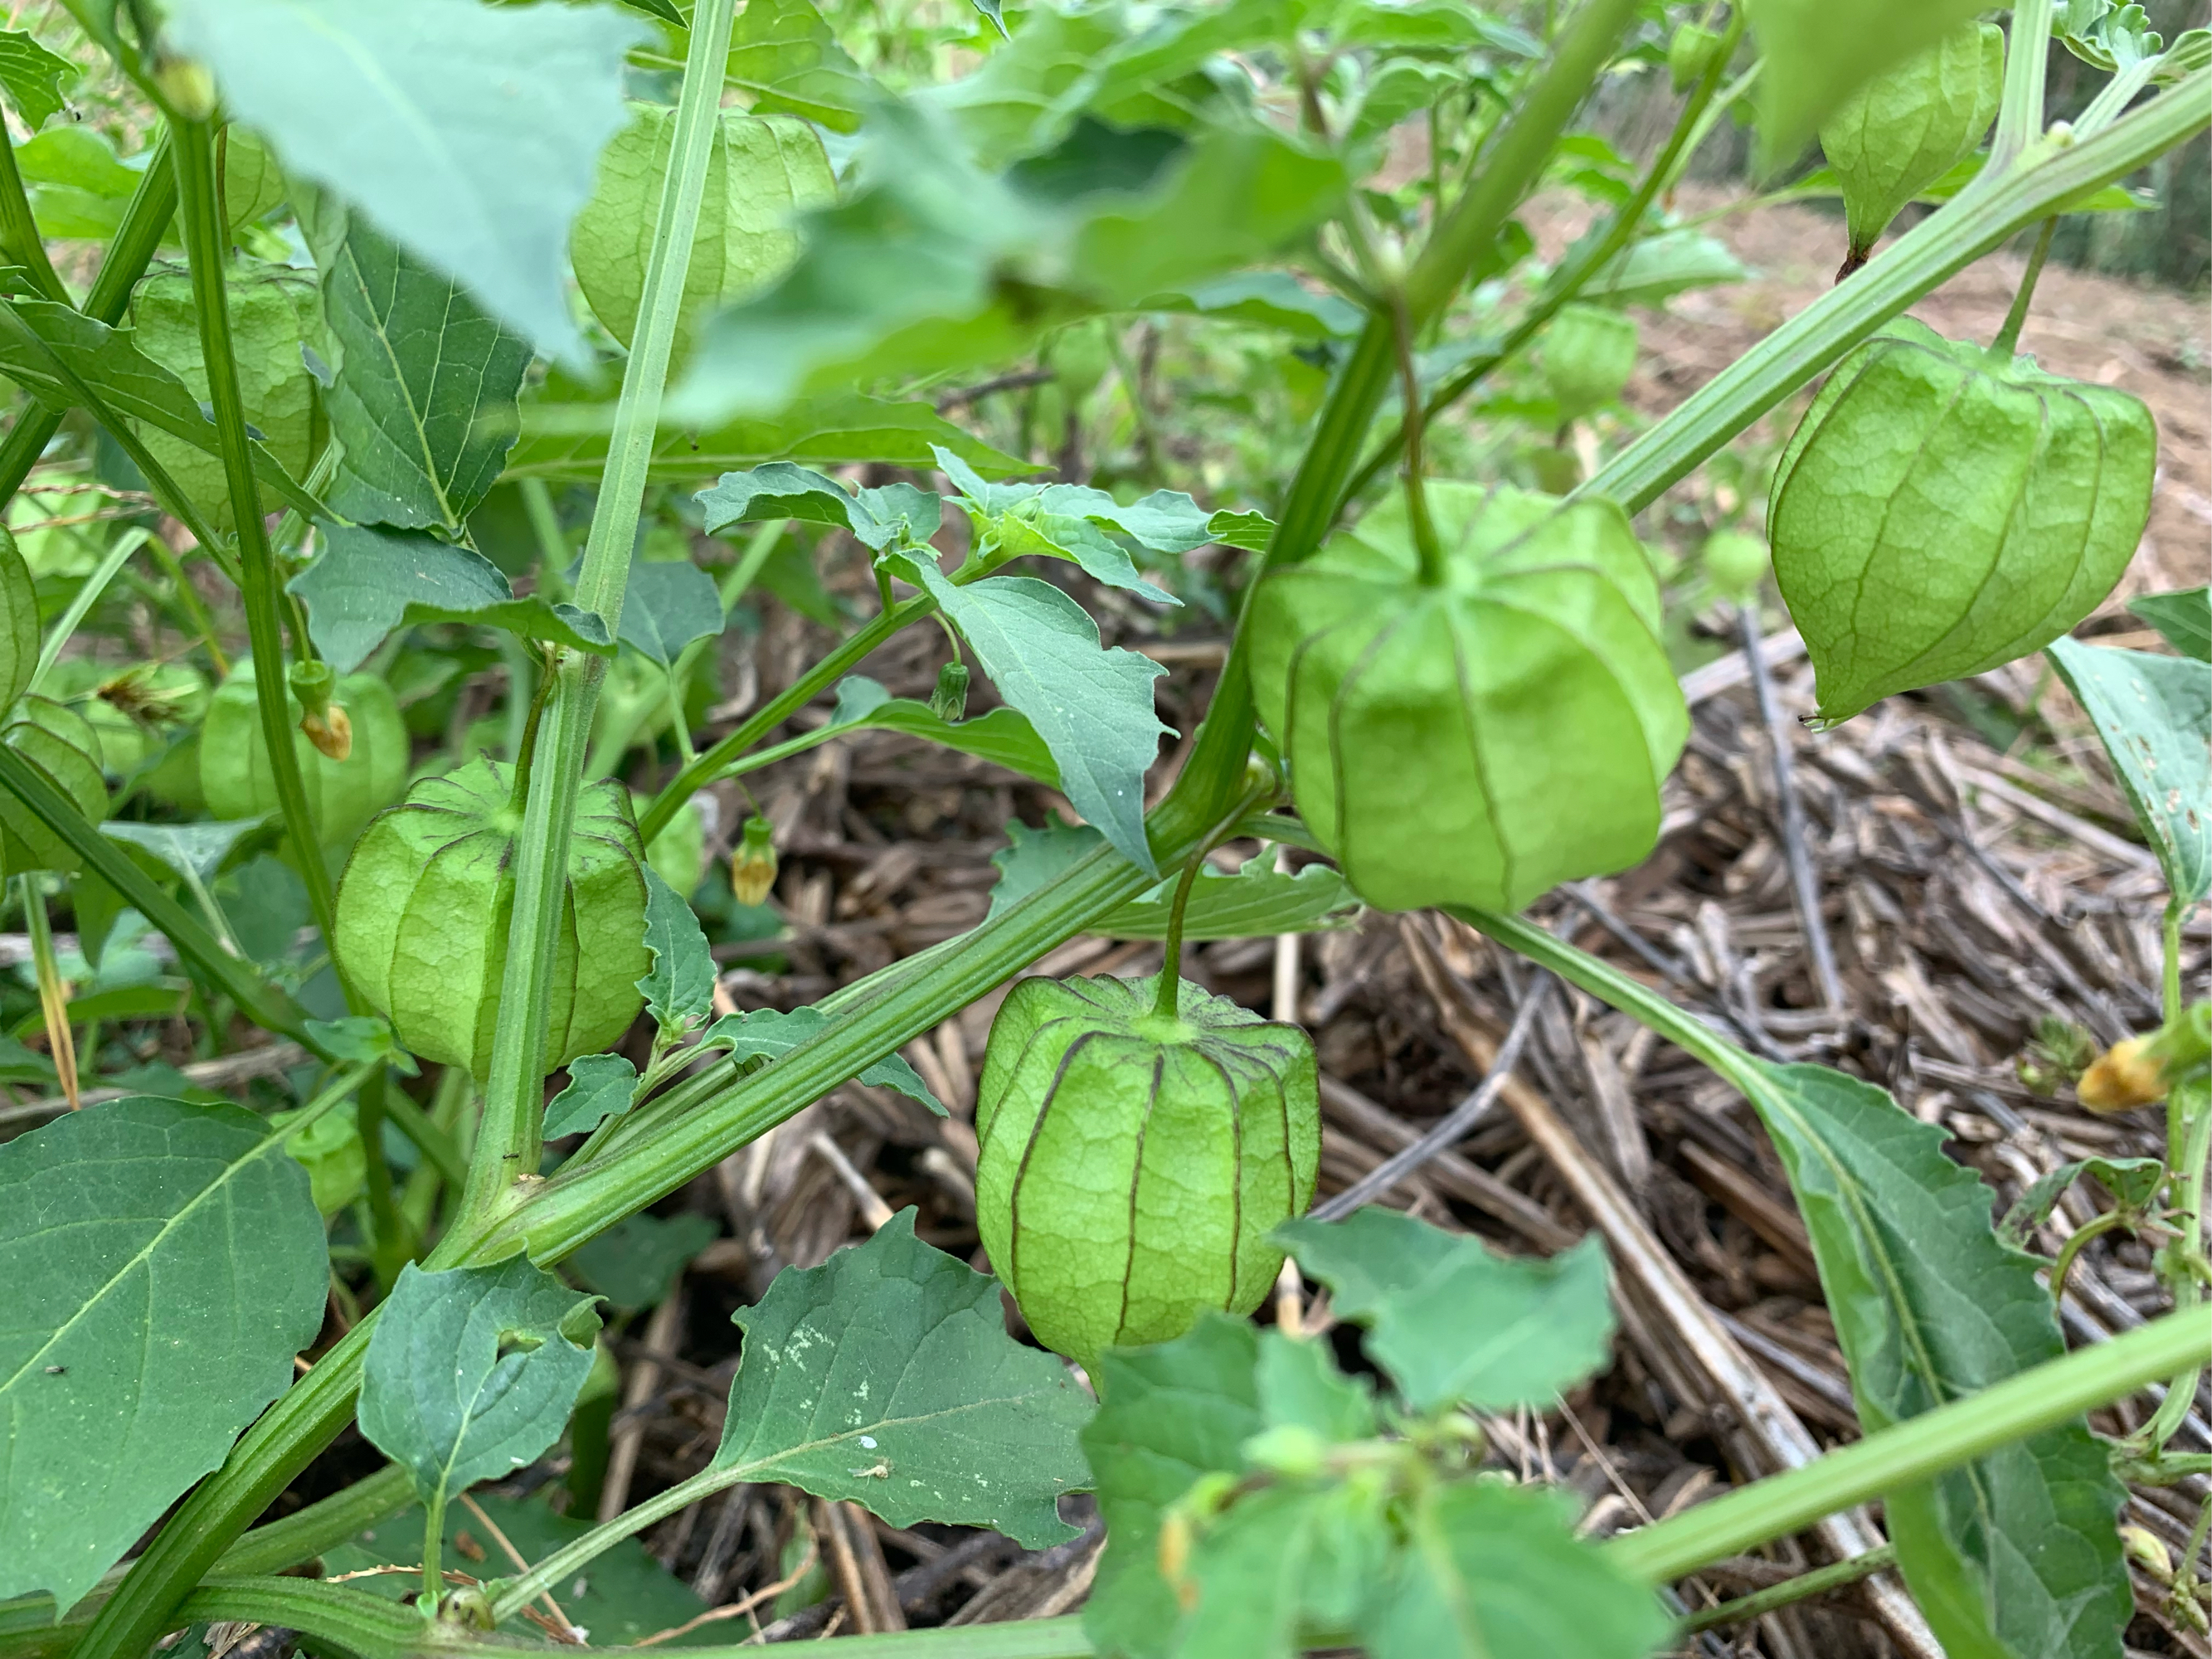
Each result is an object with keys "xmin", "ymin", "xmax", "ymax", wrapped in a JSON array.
[
  {"xmin": 304, "ymin": 1014, "xmax": 411, "ymax": 1071},
  {"xmin": 2046, "ymin": 637, "xmax": 2211, "ymax": 906},
  {"xmin": 1206, "ymin": 508, "xmax": 1275, "ymax": 552},
  {"xmin": 1582, "ymin": 229, "xmax": 1747, "ymax": 306},
  {"xmin": 570, "ymin": 1212, "xmax": 719, "ymax": 1310},
  {"xmin": 1277, "ymin": 1209, "xmax": 1615, "ymax": 1412},
  {"xmin": 0, "ymin": 1031, "xmax": 56, "ymax": 1084},
  {"xmin": 571, "ymin": 105, "xmax": 834, "ymax": 365},
  {"xmin": 700, "ymin": 1004, "xmax": 944, "ymax": 1114},
  {"xmin": 269, "ymin": 1099, "xmax": 365, "ymax": 1216},
  {"xmin": 669, "ymin": 106, "xmax": 1346, "ymax": 422},
  {"xmin": 1738, "ymin": 1059, "xmax": 2132, "ymax": 1659},
  {"xmin": 892, "ymin": 562, "xmax": 1169, "ymax": 875},
  {"xmin": 298, "ymin": 193, "xmax": 532, "ymax": 534},
  {"xmin": 1748, "ymin": 0, "xmax": 1989, "ymax": 165},
  {"xmin": 322, "ymin": 1491, "xmax": 719, "ymax": 1646},
  {"xmin": 620, "ymin": 559, "xmax": 725, "ymax": 669},
  {"xmin": 0, "ymin": 1097, "xmax": 328, "ymax": 1607},
  {"xmin": 1255, "ymin": 1326, "xmax": 1376, "ymax": 1443},
  {"xmin": 163, "ymin": 0, "xmax": 651, "ymax": 363},
  {"xmin": 637, "ymin": 868, "xmax": 716, "ymax": 1037},
  {"xmin": 1141, "ymin": 271, "xmax": 1364, "ymax": 340},
  {"xmin": 986, "ymin": 819, "xmax": 1359, "ymax": 938},
  {"xmin": 709, "ymin": 1211, "xmax": 1091, "ymax": 1545},
  {"xmin": 821, "ymin": 674, "xmax": 1060, "ymax": 786},
  {"xmin": 0, "ymin": 297, "xmax": 312, "ymax": 515},
  {"xmin": 1360, "ymin": 1482, "xmax": 1672, "ymax": 1659},
  {"xmin": 289, "ymin": 521, "xmax": 615, "ymax": 674},
  {"xmin": 358, "ymin": 1258, "xmax": 602, "ymax": 1511},
  {"xmin": 0, "ymin": 30, "xmax": 76, "ymax": 129},
  {"xmin": 934, "ymin": 445, "xmax": 1204, "ymax": 605},
  {"xmin": 1998, "ymin": 1155, "xmax": 2167, "ymax": 1250},
  {"xmin": 503, "ymin": 387, "xmax": 1026, "ymax": 484},
  {"xmin": 100, "ymin": 817, "xmax": 262, "ymax": 883},
  {"xmin": 543, "ymin": 1052, "xmax": 642, "ymax": 1140},
  {"xmin": 15, "ymin": 127, "xmax": 136, "ymax": 198},
  {"xmin": 1082, "ymin": 1312, "xmax": 1263, "ymax": 1659},
  {"xmin": 724, "ymin": 0, "xmax": 879, "ymax": 133},
  {"xmin": 696, "ymin": 460, "xmax": 939, "ymax": 551},
  {"xmin": 2129, "ymin": 586, "xmax": 2211, "ymax": 662}
]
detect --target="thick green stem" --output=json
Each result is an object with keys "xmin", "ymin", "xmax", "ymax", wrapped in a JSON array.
[
  {"xmin": 1583, "ymin": 70, "xmax": 2212, "ymax": 515},
  {"xmin": 463, "ymin": 0, "xmax": 737, "ymax": 1221},
  {"xmin": 170, "ymin": 116, "xmax": 342, "ymax": 958},
  {"xmin": 1989, "ymin": 0, "xmax": 2056, "ymax": 172},
  {"xmin": 0, "ymin": 124, "xmax": 68, "ymax": 305},
  {"xmin": 1607, "ymin": 1308, "xmax": 2211, "ymax": 1583}
]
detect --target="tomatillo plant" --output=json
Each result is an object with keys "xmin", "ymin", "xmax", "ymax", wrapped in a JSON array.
[{"xmin": 0, "ymin": 1, "xmax": 2201, "ymax": 1658}]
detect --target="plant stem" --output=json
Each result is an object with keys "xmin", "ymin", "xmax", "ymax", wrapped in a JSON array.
[
  {"xmin": 1989, "ymin": 216, "xmax": 2057, "ymax": 356},
  {"xmin": 1153, "ymin": 852, "xmax": 1208, "ymax": 1019},
  {"xmin": 170, "ymin": 116, "xmax": 343, "ymax": 960},
  {"xmin": 2146, "ymin": 1079, "xmax": 2211, "ymax": 1447},
  {"xmin": 30, "ymin": 527, "xmax": 146, "ymax": 692},
  {"xmin": 463, "ymin": 0, "xmax": 737, "ymax": 1224},
  {"xmin": 0, "ymin": 123, "xmax": 68, "ymax": 305},
  {"xmin": 1584, "ymin": 69, "xmax": 2212, "ymax": 515},
  {"xmin": 1607, "ymin": 1308, "xmax": 2212, "ymax": 1584},
  {"xmin": 20, "ymin": 876, "xmax": 78, "ymax": 1109},
  {"xmin": 0, "ymin": 131, "xmax": 177, "ymax": 503},
  {"xmin": 0, "ymin": 740, "xmax": 331, "ymax": 1056},
  {"xmin": 1989, "ymin": 0, "xmax": 2056, "ymax": 173},
  {"xmin": 416, "ymin": 1490, "xmax": 445, "ymax": 1618},
  {"xmin": 1678, "ymin": 1544, "xmax": 1898, "ymax": 1633},
  {"xmin": 2163, "ymin": 897, "xmax": 2184, "ymax": 1022},
  {"xmin": 487, "ymin": 1462, "xmax": 734, "ymax": 1622},
  {"xmin": 354, "ymin": 1068, "xmax": 411, "ymax": 1282}
]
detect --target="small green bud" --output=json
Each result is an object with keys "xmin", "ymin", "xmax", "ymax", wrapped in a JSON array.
[
  {"xmin": 289, "ymin": 660, "xmax": 351, "ymax": 761},
  {"xmin": 1820, "ymin": 22, "xmax": 2004, "ymax": 260},
  {"xmin": 1767, "ymin": 319, "xmax": 2154, "ymax": 723},
  {"xmin": 1543, "ymin": 304, "xmax": 1638, "ymax": 426},
  {"xmin": 153, "ymin": 56, "xmax": 218, "ymax": 121},
  {"xmin": 730, "ymin": 815, "xmax": 779, "ymax": 907},
  {"xmin": 975, "ymin": 973, "xmax": 1320, "ymax": 1374},
  {"xmin": 929, "ymin": 661, "xmax": 970, "ymax": 723},
  {"xmin": 1242, "ymin": 1423, "xmax": 1330, "ymax": 1479}
]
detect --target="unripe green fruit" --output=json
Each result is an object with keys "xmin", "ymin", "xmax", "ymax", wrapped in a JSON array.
[
  {"xmin": 333, "ymin": 757, "xmax": 651, "ymax": 1078},
  {"xmin": 1820, "ymin": 22, "xmax": 2003, "ymax": 260},
  {"xmin": 1248, "ymin": 483, "xmax": 1686, "ymax": 912},
  {"xmin": 975, "ymin": 973, "xmax": 1320, "ymax": 1374},
  {"xmin": 0, "ymin": 526, "xmax": 36, "ymax": 713},
  {"xmin": 1768, "ymin": 318, "xmax": 2155, "ymax": 724},
  {"xmin": 0, "ymin": 697, "xmax": 106, "ymax": 874},
  {"xmin": 200, "ymin": 669, "xmax": 408, "ymax": 846},
  {"xmin": 1700, "ymin": 528, "xmax": 1769, "ymax": 598},
  {"xmin": 1543, "ymin": 303, "xmax": 1637, "ymax": 426},
  {"xmin": 1667, "ymin": 23, "xmax": 1723, "ymax": 92},
  {"xmin": 129, "ymin": 259, "xmax": 321, "ymax": 531}
]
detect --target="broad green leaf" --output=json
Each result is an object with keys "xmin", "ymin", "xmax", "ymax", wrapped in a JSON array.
[
  {"xmin": 1255, "ymin": 1326, "xmax": 1376, "ymax": 1443},
  {"xmin": 322, "ymin": 1491, "xmax": 719, "ymax": 1646},
  {"xmin": 724, "ymin": 0, "xmax": 879, "ymax": 133},
  {"xmin": 289, "ymin": 521, "xmax": 615, "ymax": 674},
  {"xmin": 986, "ymin": 819, "xmax": 1359, "ymax": 937},
  {"xmin": 637, "ymin": 868, "xmax": 715, "ymax": 1036},
  {"xmin": 697, "ymin": 460, "xmax": 939, "ymax": 551},
  {"xmin": 570, "ymin": 1213, "xmax": 719, "ymax": 1310},
  {"xmin": 358, "ymin": 1258, "xmax": 602, "ymax": 1511},
  {"xmin": 1334, "ymin": 0, "xmax": 1539, "ymax": 53},
  {"xmin": 1582, "ymin": 230, "xmax": 1748, "ymax": 307},
  {"xmin": 1277, "ymin": 1209, "xmax": 1615, "ymax": 1412},
  {"xmin": 0, "ymin": 1031, "xmax": 56, "ymax": 1084},
  {"xmin": 15, "ymin": 127, "xmax": 137, "ymax": 199},
  {"xmin": 934, "ymin": 445, "xmax": 1201, "ymax": 605},
  {"xmin": 1748, "ymin": 0, "xmax": 1989, "ymax": 165},
  {"xmin": 821, "ymin": 674, "xmax": 1060, "ymax": 786},
  {"xmin": 700, "ymin": 1004, "xmax": 944, "ymax": 1113},
  {"xmin": 100, "ymin": 818, "xmax": 262, "ymax": 882},
  {"xmin": 572, "ymin": 105, "xmax": 834, "ymax": 364},
  {"xmin": 0, "ymin": 30, "xmax": 75, "ymax": 129},
  {"xmin": 2047, "ymin": 637, "xmax": 2211, "ymax": 906},
  {"xmin": 1361, "ymin": 1482, "xmax": 1671, "ymax": 1659},
  {"xmin": 1998, "ymin": 1155, "xmax": 2166, "ymax": 1250},
  {"xmin": 298, "ymin": 193, "xmax": 532, "ymax": 533},
  {"xmin": 1736, "ymin": 1059, "xmax": 2132, "ymax": 1659},
  {"xmin": 1174, "ymin": 1486, "xmax": 1344, "ymax": 1659},
  {"xmin": 0, "ymin": 299, "xmax": 310, "ymax": 515},
  {"xmin": 709, "ymin": 1211, "xmax": 1091, "ymax": 1545},
  {"xmin": 1082, "ymin": 1312, "xmax": 1264, "ymax": 1659},
  {"xmin": 2129, "ymin": 586, "xmax": 2211, "ymax": 662},
  {"xmin": 164, "ymin": 0, "xmax": 650, "ymax": 363},
  {"xmin": 620, "ymin": 559, "xmax": 725, "ymax": 669},
  {"xmin": 128, "ymin": 258, "xmax": 320, "ymax": 532},
  {"xmin": 1142, "ymin": 270, "xmax": 1363, "ymax": 340},
  {"xmin": 503, "ymin": 386, "xmax": 1026, "ymax": 484},
  {"xmin": 0, "ymin": 1097, "xmax": 328, "ymax": 1607},
  {"xmin": 670, "ymin": 106, "xmax": 1346, "ymax": 421},
  {"xmin": 543, "ymin": 1051, "xmax": 642, "ymax": 1139},
  {"xmin": 1207, "ymin": 508, "xmax": 1274, "ymax": 552},
  {"xmin": 892, "ymin": 562, "xmax": 1169, "ymax": 875}
]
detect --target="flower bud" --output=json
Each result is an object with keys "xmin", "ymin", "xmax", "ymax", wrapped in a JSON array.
[
  {"xmin": 299, "ymin": 703, "xmax": 353, "ymax": 761},
  {"xmin": 730, "ymin": 815, "xmax": 779, "ymax": 907},
  {"xmin": 929, "ymin": 661, "xmax": 970, "ymax": 724},
  {"xmin": 1768, "ymin": 318, "xmax": 2154, "ymax": 723},
  {"xmin": 333, "ymin": 757, "xmax": 651, "ymax": 1078},
  {"xmin": 1248, "ymin": 483, "xmax": 1685, "ymax": 912},
  {"xmin": 1820, "ymin": 22, "xmax": 2004, "ymax": 262},
  {"xmin": 975, "ymin": 973, "xmax": 1320, "ymax": 1374},
  {"xmin": 202, "ymin": 668, "xmax": 407, "ymax": 844}
]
